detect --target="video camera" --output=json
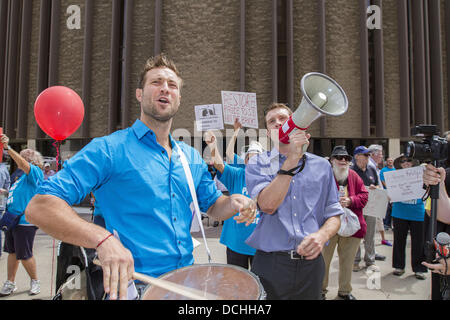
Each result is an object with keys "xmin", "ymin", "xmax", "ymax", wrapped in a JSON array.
[{"xmin": 404, "ymin": 125, "xmax": 448, "ymax": 162}]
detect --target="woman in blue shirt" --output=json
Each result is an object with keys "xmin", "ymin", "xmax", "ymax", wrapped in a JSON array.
[
  {"xmin": 391, "ymin": 157, "xmax": 428, "ymax": 280},
  {"xmin": 0, "ymin": 135, "xmax": 44, "ymax": 297}
]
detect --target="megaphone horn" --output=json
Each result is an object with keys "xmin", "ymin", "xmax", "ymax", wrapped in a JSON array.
[{"xmin": 279, "ymin": 72, "xmax": 349, "ymax": 145}]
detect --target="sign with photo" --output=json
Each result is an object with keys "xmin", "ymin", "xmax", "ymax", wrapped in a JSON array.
[{"xmin": 194, "ymin": 104, "xmax": 224, "ymax": 131}]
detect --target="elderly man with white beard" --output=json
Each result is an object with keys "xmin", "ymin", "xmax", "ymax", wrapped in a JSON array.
[{"xmin": 321, "ymin": 146, "xmax": 368, "ymax": 300}]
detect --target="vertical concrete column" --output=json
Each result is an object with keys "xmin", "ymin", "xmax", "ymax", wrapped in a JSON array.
[{"xmin": 359, "ymin": 0, "xmax": 370, "ymax": 137}]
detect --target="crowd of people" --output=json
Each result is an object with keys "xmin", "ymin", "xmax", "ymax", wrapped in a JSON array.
[{"xmin": 0, "ymin": 54, "xmax": 448, "ymax": 300}]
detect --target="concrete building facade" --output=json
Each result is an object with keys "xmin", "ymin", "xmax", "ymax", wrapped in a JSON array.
[{"xmin": 1, "ymin": 0, "xmax": 449, "ymax": 159}]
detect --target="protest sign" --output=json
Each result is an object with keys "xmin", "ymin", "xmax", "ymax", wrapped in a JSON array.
[
  {"xmin": 221, "ymin": 91, "xmax": 258, "ymax": 129},
  {"xmin": 384, "ymin": 166, "xmax": 426, "ymax": 202},
  {"xmin": 194, "ymin": 104, "xmax": 224, "ymax": 131},
  {"xmin": 363, "ymin": 188, "xmax": 389, "ymax": 219}
]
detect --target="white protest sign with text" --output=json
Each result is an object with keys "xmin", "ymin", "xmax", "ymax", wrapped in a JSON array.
[
  {"xmin": 194, "ymin": 104, "xmax": 224, "ymax": 132},
  {"xmin": 384, "ymin": 166, "xmax": 426, "ymax": 202},
  {"xmin": 221, "ymin": 91, "xmax": 258, "ymax": 129}
]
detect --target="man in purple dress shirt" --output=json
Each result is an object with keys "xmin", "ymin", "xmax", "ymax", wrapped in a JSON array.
[{"xmin": 245, "ymin": 103, "xmax": 343, "ymax": 300}]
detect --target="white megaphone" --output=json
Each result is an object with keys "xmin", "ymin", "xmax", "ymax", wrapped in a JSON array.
[{"xmin": 278, "ymin": 72, "xmax": 348, "ymax": 146}]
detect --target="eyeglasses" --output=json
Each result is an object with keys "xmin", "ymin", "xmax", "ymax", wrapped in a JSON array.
[{"xmin": 334, "ymin": 155, "xmax": 352, "ymax": 161}]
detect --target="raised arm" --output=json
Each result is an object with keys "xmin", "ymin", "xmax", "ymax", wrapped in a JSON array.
[
  {"xmin": 255, "ymin": 131, "xmax": 310, "ymax": 214},
  {"xmin": 225, "ymin": 118, "xmax": 242, "ymax": 164},
  {"xmin": 423, "ymin": 164, "xmax": 450, "ymax": 224},
  {"xmin": 1, "ymin": 134, "xmax": 31, "ymax": 174},
  {"xmin": 204, "ymin": 131, "xmax": 225, "ymax": 174}
]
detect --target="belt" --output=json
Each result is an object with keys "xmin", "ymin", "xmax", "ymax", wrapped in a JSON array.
[{"xmin": 272, "ymin": 250, "xmax": 306, "ymax": 260}]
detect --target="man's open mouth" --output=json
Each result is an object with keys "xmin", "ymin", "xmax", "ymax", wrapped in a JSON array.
[{"xmin": 157, "ymin": 97, "xmax": 170, "ymax": 104}]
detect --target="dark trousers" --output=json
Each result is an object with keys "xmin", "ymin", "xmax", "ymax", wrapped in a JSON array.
[
  {"xmin": 226, "ymin": 247, "xmax": 253, "ymax": 270},
  {"xmin": 392, "ymin": 217, "xmax": 427, "ymax": 273},
  {"xmin": 251, "ymin": 250, "xmax": 325, "ymax": 300},
  {"xmin": 383, "ymin": 202, "xmax": 392, "ymax": 228}
]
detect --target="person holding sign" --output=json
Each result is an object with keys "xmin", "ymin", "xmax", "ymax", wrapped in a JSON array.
[
  {"xmin": 205, "ymin": 130, "xmax": 263, "ymax": 269},
  {"xmin": 390, "ymin": 156, "xmax": 427, "ymax": 280},
  {"xmin": 244, "ymin": 103, "xmax": 343, "ymax": 300},
  {"xmin": 26, "ymin": 54, "xmax": 257, "ymax": 300}
]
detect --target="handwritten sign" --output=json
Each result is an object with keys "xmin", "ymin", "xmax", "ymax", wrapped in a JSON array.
[
  {"xmin": 384, "ymin": 166, "xmax": 426, "ymax": 202},
  {"xmin": 221, "ymin": 91, "xmax": 258, "ymax": 129},
  {"xmin": 194, "ymin": 104, "xmax": 224, "ymax": 131},
  {"xmin": 363, "ymin": 189, "xmax": 389, "ymax": 219}
]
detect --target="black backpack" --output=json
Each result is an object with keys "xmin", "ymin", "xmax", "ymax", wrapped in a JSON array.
[{"xmin": 53, "ymin": 242, "xmax": 105, "ymax": 300}]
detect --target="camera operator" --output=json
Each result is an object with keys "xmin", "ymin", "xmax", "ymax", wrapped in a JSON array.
[{"xmin": 422, "ymin": 163, "xmax": 450, "ymax": 297}]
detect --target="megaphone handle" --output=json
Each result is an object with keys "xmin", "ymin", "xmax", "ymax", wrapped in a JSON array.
[
  {"xmin": 290, "ymin": 127, "xmax": 308, "ymax": 153},
  {"xmin": 302, "ymin": 144, "xmax": 308, "ymax": 154}
]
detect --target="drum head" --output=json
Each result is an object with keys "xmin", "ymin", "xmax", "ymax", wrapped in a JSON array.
[{"xmin": 142, "ymin": 264, "xmax": 263, "ymax": 300}]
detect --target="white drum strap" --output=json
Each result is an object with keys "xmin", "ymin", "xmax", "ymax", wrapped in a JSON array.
[{"xmin": 176, "ymin": 144, "xmax": 212, "ymax": 263}]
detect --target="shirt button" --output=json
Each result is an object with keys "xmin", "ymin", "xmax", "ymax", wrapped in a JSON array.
[
  {"xmin": 178, "ymin": 240, "xmax": 181, "ymax": 245},
  {"xmin": 173, "ymin": 217, "xmax": 177, "ymax": 222},
  {"xmin": 293, "ymin": 196, "xmax": 296, "ymax": 200},
  {"xmin": 296, "ymin": 229, "xmax": 300, "ymax": 233},
  {"xmin": 293, "ymin": 213, "xmax": 297, "ymax": 217},
  {"xmin": 172, "ymin": 194, "xmax": 175, "ymax": 198},
  {"xmin": 292, "ymin": 180, "xmax": 295, "ymax": 183}
]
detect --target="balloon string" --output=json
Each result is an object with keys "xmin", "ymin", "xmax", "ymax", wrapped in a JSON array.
[
  {"xmin": 50, "ymin": 140, "xmax": 62, "ymax": 298},
  {"xmin": 52, "ymin": 140, "xmax": 61, "ymax": 172}
]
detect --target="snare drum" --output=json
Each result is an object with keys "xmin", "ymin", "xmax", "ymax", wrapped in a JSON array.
[{"xmin": 141, "ymin": 263, "xmax": 266, "ymax": 300}]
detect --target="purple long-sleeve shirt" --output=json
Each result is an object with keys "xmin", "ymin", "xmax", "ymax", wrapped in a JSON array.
[{"xmin": 244, "ymin": 148, "xmax": 343, "ymax": 252}]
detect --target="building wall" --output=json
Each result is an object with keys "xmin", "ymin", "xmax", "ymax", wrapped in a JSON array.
[
  {"xmin": 383, "ymin": 0, "xmax": 401, "ymax": 138},
  {"xmin": 6, "ymin": 1, "xmax": 449, "ymax": 152}
]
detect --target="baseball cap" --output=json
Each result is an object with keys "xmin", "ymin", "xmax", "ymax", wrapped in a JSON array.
[{"xmin": 353, "ymin": 146, "xmax": 370, "ymax": 156}]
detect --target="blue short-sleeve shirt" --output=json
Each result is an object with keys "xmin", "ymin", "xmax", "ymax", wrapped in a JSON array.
[
  {"xmin": 7, "ymin": 164, "xmax": 44, "ymax": 225},
  {"xmin": 37, "ymin": 120, "xmax": 222, "ymax": 277}
]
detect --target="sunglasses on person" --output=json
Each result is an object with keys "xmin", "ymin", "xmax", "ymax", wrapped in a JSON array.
[
  {"xmin": 333, "ymin": 155, "xmax": 352, "ymax": 161},
  {"xmin": 400, "ymin": 159, "xmax": 412, "ymax": 163}
]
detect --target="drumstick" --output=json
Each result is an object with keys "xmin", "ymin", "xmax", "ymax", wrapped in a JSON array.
[{"xmin": 93, "ymin": 259, "xmax": 221, "ymax": 300}]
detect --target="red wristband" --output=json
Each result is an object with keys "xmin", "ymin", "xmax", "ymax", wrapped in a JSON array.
[{"xmin": 96, "ymin": 233, "xmax": 113, "ymax": 249}]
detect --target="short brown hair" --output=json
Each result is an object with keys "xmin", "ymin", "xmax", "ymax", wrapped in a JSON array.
[
  {"xmin": 263, "ymin": 103, "xmax": 293, "ymax": 128},
  {"xmin": 138, "ymin": 53, "xmax": 183, "ymax": 89}
]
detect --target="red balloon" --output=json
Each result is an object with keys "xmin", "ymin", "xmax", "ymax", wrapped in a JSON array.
[{"xmin": 34, "ymin": 86, "xmax": 85, "ymax": 141}]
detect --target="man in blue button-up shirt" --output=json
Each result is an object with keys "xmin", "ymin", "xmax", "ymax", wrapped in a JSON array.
[
  {"xmin": 245, "ymin": 103, "xmax": 343, "ymax": 300},
  {"xmin": 26, "ymin": 54, "xmax": 257, "ymax": 300}
]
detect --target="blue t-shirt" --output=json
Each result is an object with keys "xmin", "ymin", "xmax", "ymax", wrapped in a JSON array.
[
  {"xmin": 216, "ymin": 164, "xmax": 258, "ymax": 256},
  {"xmin": 37, "ymin": 120, "xmax": 222, "ymax": 277},
  {"xmin": 229, "ymin": 153, "xmax": 245, "ymax": 169},
  {"xmin": 379, "ymin": 166, "xmax": 395, "ymax": 186},
  {"xmin": 392, "ymin": 199, "xmax": 425, "ymax": 222},
  {"xmin": 7, "ymin": 164, "xmax": 44, "ymax": 225}
]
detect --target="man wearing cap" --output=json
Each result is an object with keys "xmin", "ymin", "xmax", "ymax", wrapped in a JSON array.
[
  {"xmin": 205, "ymin": 131, "xmax": 263, "ymax": 270},
  {"xmin": 244, "ymin": 102, "xmax": 343, "ymax": 300},
  {"xmin": 322, "ymin": 146, "xmax": 368, "ymax": 300},
  {"xmin": 43, "ymin": 163, "xmax": 55, "ymax": 180},
  {"xmin": 351, "ymin": 146, "xmax": 381, "ymax": 271}
]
